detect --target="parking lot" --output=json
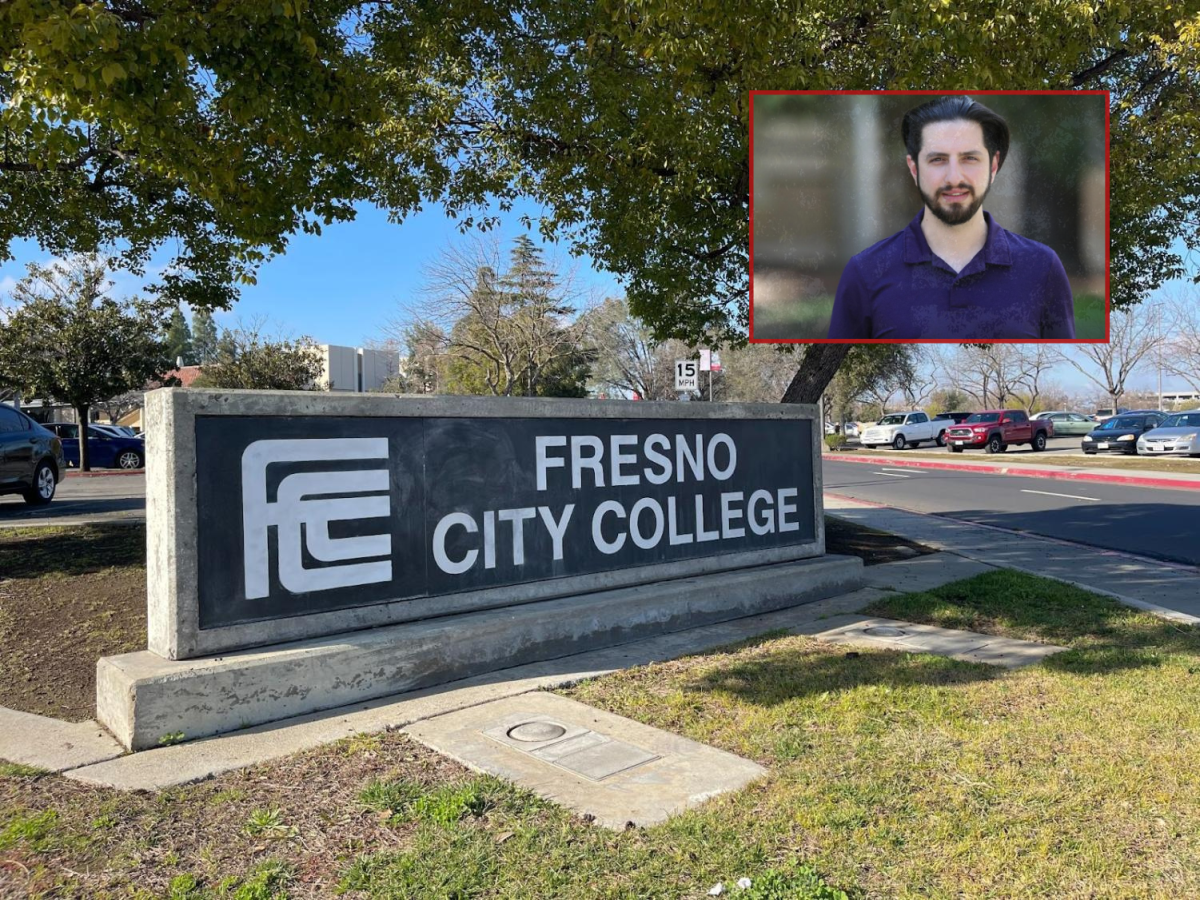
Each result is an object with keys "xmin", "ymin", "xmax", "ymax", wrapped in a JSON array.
[
  {"xmin": 843, "ymin": 435, "xmax": 1109, "ymax": 457},
  {"xmin": 0, "ymin": 472, "xmax": 146, "ymax": 526}
]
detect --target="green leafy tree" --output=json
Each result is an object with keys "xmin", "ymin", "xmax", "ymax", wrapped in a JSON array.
[
  {"xmin": 0, "ymin": 255, "xmax": 175, "ymax": 469},
  {"xmin": 0, "ymin": 2, "xmax": 377, "ymax": 310},
  {"xmin": 164, "ymin": 307, "xmax": 194, "ymax": 366},
  {"xmin": 4, "ymin": 4, "xmax": 1198, "ymax": 398},
  {"xmin": 192, "ymin": 308, "xmax": 220, "ymax": 365},
  {"xmin": 190, "ymin": 322, "xmax": 324, "ymax": 391}
]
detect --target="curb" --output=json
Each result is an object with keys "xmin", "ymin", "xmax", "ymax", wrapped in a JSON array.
[
  {"xmin": 827, "ymin": 453, "xmax": 1200, "ymax": 492},
  {"xmin": 64, "ymin": 469, "xmax": 145, "ymax": 478}
]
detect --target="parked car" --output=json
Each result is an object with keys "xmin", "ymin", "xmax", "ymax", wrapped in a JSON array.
[
  {"xmin": 944, "ymin": 410, "xmax": 1053, "ymax": 453},
  {"xmin": 1093, "ymin": 407, "xmax": 1129, "ymax": 423},
  {"xmin": 933, "ymin": 411, "xmax": 973, "ymax": 425},
  {"xmin": 1137, "ymin": 410, "xmax": 1200, "ymax": 457},
  {"xmin": 93, "ymin": 423, "xmax": 138, "ymax": 439},
  {"xmin": 1081, "ymin": 411, "xmax": 1167, "ymax": 455},
  {"xmin": 45, "ymin": 422, "xmax": 146, "ymax": 469},
  {"xmin": 1032, "ymin": 411, "xmax": 1096, "ymax": 436},
  {"xmin": 0, "ymin": 405, "xmax": 66, "ymax": 505},
  {"xmin": 860, "ymin": 411, "xmax": 949, "ymax": 449}
]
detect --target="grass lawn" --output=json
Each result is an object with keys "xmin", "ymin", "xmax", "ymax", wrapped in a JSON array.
[
  {"xmin": 752, "ymin": 293, "xmax": 1106, "ymax": 341},
  {"xmin": 3, "ymin": 570, "xmax": 1200, "ymax": 897}
]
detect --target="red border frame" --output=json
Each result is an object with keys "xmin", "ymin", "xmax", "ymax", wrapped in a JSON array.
[{"xmin": 747, "ymin": 90, "xmax": 1111, "ymax": 345}]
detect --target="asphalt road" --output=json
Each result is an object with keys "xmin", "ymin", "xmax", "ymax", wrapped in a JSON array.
[
  {"xmin": 824, "ymin": 458, "xmax": 1200, "ymax": 566},
  {"xmin": 0, "ymin": 472, "xmax": 146, "ymax": 526}
]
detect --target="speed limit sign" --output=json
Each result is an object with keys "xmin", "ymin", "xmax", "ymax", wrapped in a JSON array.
[{"xmin": 674, "ymin": 359, "xmax": 699, "ymax": 391}]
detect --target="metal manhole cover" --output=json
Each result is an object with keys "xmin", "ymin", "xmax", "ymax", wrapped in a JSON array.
[
  {"xmin": 508, "ymin": 721, "xmax": 567, "ymax": 742},
  {"xmin": 863, "ymin": 626, "xmax": 907, "ymax": 637}
]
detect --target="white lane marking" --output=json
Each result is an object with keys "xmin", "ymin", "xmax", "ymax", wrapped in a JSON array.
[
  {"xmin": 1020, "ymin": 489, "xmax": 1101, "ymax": 502},
  {"xmin": 874, "ymin": 471, "xmax": 911, "ymax": 478},
  {"xmin": 880, "ymin": 468, "xmax": 916, "ymax": 474}
]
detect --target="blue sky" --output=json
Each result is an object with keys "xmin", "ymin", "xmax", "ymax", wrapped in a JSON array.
[{"xmin": 0, "ymin": 197, "xmax": 625, "ymax": 349}]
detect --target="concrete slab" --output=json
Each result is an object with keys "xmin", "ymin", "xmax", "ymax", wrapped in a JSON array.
[
  {"xmin": 0, "ymin": 707, "xmax": 124, "ymax": 772},
  {"xmin": 68, "ymin": 583, "xmax": 891, "ymax": 791},
  {"xmin": 404, "ymin": 692, "xmax": 766, "ymax": 829},
  {"xmin": 808, "ymin": 616, "xmax": 1066, "ymax": 669},
  {"xmin": 854, "ymin": 550, "xmax": 996, "ymax": 594},
  {"xmin": 97, "ymin": 554, "xmax": 864, "ymax": 751}
]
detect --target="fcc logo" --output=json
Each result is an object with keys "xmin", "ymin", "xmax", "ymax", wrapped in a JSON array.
[{"xmin": 241, "ymin": 438, "xmax": 392, "ymax": 599}]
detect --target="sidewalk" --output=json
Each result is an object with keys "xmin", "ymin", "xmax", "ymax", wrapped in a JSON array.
[
  {"xmin": 826, "ymin": 450, "xmax": 1200, "ymax": 491},
  {"xmin": 826, "ymin": 493, "xmax": 1200, "ymax": 623}
]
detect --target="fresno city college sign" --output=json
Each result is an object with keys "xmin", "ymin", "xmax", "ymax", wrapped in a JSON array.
[{"xmin": 145, "ymin": 391, "xmax": 825, "ymax": 660}]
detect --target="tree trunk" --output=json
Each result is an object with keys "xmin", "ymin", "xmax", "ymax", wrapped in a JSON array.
[
  {"xmin": 76, "ymin": 403, "xmax": 91, "ymax": 472},
  {"xmin": 781, "ymin": 344, "xmax": 851, "ymax": 404}
]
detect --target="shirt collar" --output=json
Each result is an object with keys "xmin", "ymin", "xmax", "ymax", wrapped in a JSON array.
[{"xmin": 903, "ymin": 209, "xmax": 1013, "ymax": 267}]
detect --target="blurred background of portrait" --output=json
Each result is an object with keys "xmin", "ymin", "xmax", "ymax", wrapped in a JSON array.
[{"xmin": 750, "ymin": 93, "xmax": 1107, "ymax": 340}]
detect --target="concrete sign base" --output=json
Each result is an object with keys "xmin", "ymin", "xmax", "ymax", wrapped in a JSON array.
[{"xmin": 97, "ymin": 554, "xmax": 863, "ymax": 750}]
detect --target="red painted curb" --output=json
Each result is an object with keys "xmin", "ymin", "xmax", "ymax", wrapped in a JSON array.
[
  {"xmin": 63, "ymin": 469, "xmax": 145, "ymax": 478},
  {"xmin": 827, "ymin": 453, "xmax": 1200, "ymax": 492}
]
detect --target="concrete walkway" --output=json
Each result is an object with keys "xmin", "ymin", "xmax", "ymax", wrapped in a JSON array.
[{"xmin": 826, "ymin": 494, "xmax": 1200, "ymax": 624}]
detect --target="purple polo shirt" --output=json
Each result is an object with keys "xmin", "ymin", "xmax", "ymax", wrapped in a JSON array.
[{"xmin": 827, "ymin": 210, "xmax": 1075, "ymax": 339}]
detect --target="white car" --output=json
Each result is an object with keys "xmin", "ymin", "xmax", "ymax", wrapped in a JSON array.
[
  {"xmin": 1136, "ymin": 410, "xmax": 1200, "ymax": 457},
  {"xmin": 860, "ymin": 411, "xmax": 947, "ymax": 450}
]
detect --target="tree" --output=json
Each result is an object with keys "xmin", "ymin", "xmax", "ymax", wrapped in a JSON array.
[
  {"xmin": 824, "ymin": 346, "xmax": 918, "ymax": 430},
  {"xmin": 587, "ymin": 298, "xmax": 684, "ymax": 401},
  {"xmin": 1159, "ymin": 291, "xmax": 1200, "ymax": 394},
  {"xmin": 164, "ymin": 307, "xmax": 194, "ymax": 366},
  {"xmin": 0, "ymin": 3, "xmax": 380, "ymax": 310},
  {"xmin": 378, "ymin": 324, "xmax": 449, "ymax": 395},
  {"xmin": 190, "ymin": 321, "xmax": 324, "ymax": 391},
  {"xmin": 0, "ymin": 255, "xmax": 175, "ymax": 469},
  {"xmin": 946, "ymin": 345, "xmax": 1056, "ymax": 410},
  {"xmin": 96, "ymin": 390, "xmax": 146, "ymax": 426},
  {"xmin": 192, "ymin": 309, "xmax": 220, "ymax": 365},
  {"xmin": 395, "ymin": 236, "xmax": 593, "ymax": 397},
  {"xmin": 1055, "ymin": 304, "xmax": 1162, "ymax": 406},
  {"xmin": 926, "ymin": 388, "xmax": 971, "ymax": 416},
  {"xmin": 4, "ymin": 4, "xmax": 1198, "ymax": 400},
  {"xmin": 706, "ymin": 344, "xmax": 800, "ymax": 403}
]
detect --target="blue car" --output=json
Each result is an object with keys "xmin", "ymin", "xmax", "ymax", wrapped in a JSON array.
[{"xmin": 46, "ymin": 422, "xmax": 145, "ymax": 469}]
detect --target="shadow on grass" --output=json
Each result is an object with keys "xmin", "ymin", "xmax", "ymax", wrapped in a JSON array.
[
  {"xmin": 862, "ymin": 570, "xmax": 1200, "ymax": 676},
  {"xmin": 0, "ymin": 524, "xmax": 145, "ymax": 579},
  {"xmin": 685, "ymin": 637, "xmax": 1002, "ymax": 708}
]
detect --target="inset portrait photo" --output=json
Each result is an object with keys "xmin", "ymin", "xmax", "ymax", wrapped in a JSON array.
[{"xmin": 749, "ymin": 91, "xmax": 1109, "ymax": 343}]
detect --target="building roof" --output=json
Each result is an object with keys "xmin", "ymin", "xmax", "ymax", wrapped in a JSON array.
[{"xmin": 159, "ymin": 365, "xmax": 205, "ymax": 388}]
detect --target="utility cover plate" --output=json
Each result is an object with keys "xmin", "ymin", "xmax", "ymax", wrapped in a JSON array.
[{"xmin": 405, "ymin": 692, "xmax": 765, "ymax": 829}]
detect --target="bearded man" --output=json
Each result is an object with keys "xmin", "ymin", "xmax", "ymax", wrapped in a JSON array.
[{"xmin": 827, "ymin": 95, "xmax": 1075, "ymax": 340}]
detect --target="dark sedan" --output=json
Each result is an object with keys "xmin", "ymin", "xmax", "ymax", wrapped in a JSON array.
[
  {"xmin": 1081, "ymin": 411, "xmax": 1167, "ymax": 455},
  {"xmin": 0, "ymin": 405, "xmax": 66, "ymax": 505},
  {"xmin": 46, "ymin": 422, "xmax": 146, "ymax": 469}
]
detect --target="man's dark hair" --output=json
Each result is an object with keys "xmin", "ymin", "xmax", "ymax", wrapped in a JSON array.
[{"xmin": 901, "ymin": 96, "xmax": 1010, "ymax": 172}]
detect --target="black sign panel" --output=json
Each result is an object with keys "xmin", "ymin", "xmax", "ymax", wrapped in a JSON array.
[{"xmin": 195, "ymin": 415, "xmax": 814, "ymax": 629}]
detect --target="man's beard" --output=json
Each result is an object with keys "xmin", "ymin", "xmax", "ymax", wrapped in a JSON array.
[{"xmin": 917, "ymin": 170, "xmax": 991, "ymax": 225}]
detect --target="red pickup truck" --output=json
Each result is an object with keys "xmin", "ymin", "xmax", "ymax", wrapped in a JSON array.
[{"xmin": 944, "ymin": 410, "xmax": 1054, "ymax": 454}]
